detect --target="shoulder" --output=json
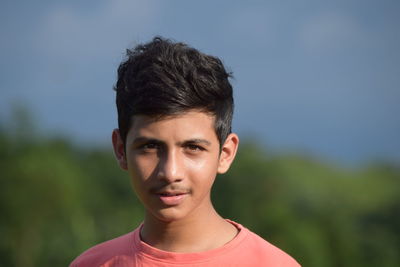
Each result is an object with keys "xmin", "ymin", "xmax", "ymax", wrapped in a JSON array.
[
  {"xmin": 230, "ymin": 221, "xmax": 301, "ymax": 267},
  {"xmin": 244, "ymin": 230, "xmax": 300, "ymax": 266},
  {"xmin": 69, "ymin": 230, "xmax": 135, "ymax": 267}
]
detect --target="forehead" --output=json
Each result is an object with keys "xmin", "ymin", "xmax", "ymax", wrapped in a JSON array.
[{"xmin": 127, "ymin": 111, "xmax": 217, "ymax": 140}]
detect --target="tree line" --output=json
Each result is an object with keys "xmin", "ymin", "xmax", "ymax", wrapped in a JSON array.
[{"xmin": 1, "ymin": 116, "xmax": 399, "ymax": 266}]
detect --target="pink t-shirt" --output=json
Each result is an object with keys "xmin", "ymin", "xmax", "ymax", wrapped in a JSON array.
[{"xmin": 70, "ymin": 220, "xmax": 300, "ymax": 266}]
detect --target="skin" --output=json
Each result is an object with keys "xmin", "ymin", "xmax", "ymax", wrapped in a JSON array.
[{"xmin": 112, "ymin": 110, "xmax": 239, "ymax": 253}]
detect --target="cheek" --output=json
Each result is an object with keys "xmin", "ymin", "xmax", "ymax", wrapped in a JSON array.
[
  {"xmin": 185, "ymin": 157, "xmax": 206, "ymax": 172},
  {"xmin": 128, "ymin": 156, "xmax": 158, "ymax": 182},
  {"xmin": 185, "ymin": 155, "xmax": 219, "ymax": 183},
  {"xmin": 185, "ymin": 154, "xmax": 218, "ymax": 172},
  {"xmin": 127, "ymin": 157, "xmax": 157, "ymax": 200}
]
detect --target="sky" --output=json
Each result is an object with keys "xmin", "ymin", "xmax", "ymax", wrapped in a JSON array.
[{"xmin": 1, "ymin": 0, "xmax": 399, "ymax": 166}]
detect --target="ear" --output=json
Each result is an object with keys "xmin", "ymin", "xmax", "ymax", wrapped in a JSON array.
[
  {"xmin": 112, "ymin": 129, "xmax": 128, "ymax": 170},
  {"xmin": 217, "ymin": 133, "xmax": 239, "ymax": 174}
]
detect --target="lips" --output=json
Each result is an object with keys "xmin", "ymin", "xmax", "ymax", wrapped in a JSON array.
[
  {"xmin": 156, "ymin": 191, "xmax": 189, "ymax": 206},
  {"xmin": 158, "ymin": 191, "xmax": 186, "ymax": 196}
]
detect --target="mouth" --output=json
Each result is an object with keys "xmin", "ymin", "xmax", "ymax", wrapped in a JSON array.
[
  {"xmin": 158, "ymin": 192, "xmax": 186, "ymax": 196},
  {"xmin": 156, "ymin": 191, "xmax": 189, "ymax": 205}
]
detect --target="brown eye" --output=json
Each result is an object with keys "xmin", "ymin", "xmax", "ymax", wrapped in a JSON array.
[
  {"xmin": 139, "ymin": 142, "xmax": 160, "ymax": 152},
  {"xmin": 144, "ymin": 143, "xmax": 157, "ymax": 149},
  {"xmin": 186, "ymin": 144, "xmax": 205, "ymax": 152}
]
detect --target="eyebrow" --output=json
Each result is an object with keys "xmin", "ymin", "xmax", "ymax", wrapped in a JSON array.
[
  {"xmin": 131, "ymin": 137, "xmax": 211, "ymax": 146},
  {"xmin": 180, "ymin": 139, "xmax": 212, "ymax": 146}
]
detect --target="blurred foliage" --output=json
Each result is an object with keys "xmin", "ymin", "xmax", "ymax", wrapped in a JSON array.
[{"xmin": 0, "ymin": 113, "xmax": 399, "ymax": 267}]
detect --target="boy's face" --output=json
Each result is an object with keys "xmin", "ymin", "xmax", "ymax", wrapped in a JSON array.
[{"xmin": 112, "ymin": 110, "xmax": 239, "ymax": 223}]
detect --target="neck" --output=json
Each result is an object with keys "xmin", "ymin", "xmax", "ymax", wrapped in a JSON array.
[{"xmin": 140, "ymin": 207, "xmax": 238, "ymax": 253}]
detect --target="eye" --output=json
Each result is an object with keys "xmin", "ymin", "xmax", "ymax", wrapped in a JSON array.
[
  {"xmin": 138, "ymin": 142, "xmax": 160, "ymax": 152},
  {"xmin": 185, "ymin": 144, "xmax": 205, "ymax": 152}
]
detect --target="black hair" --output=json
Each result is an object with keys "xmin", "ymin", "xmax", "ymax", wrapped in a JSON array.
[{"xmin": 114, "ymin": 37, "xmax": 234, "ymax": 147}]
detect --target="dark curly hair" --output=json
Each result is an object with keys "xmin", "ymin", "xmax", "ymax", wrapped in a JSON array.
[{"xmin": 114, "ymin": 37, "xmax": 234, "ymax": 147}]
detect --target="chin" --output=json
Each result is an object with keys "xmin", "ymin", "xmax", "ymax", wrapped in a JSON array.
[{"xmin": 149, "ymin": 207, "xmax": 189, "ymax": 223}]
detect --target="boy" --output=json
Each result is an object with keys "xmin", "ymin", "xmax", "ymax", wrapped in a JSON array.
[{"xmin": 70, "ymin": 37, "xmax": 300, "ymax": 266}]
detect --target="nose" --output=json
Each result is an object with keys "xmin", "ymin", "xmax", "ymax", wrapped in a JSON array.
[{"xmin": 157, "ymin": 149, "xmax": 184, "ymax": 183}]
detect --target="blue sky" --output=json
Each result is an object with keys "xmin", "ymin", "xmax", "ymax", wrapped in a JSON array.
[{"xmin": 1, "ymin": 0, "xmax": 399, "ymax": 165}]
